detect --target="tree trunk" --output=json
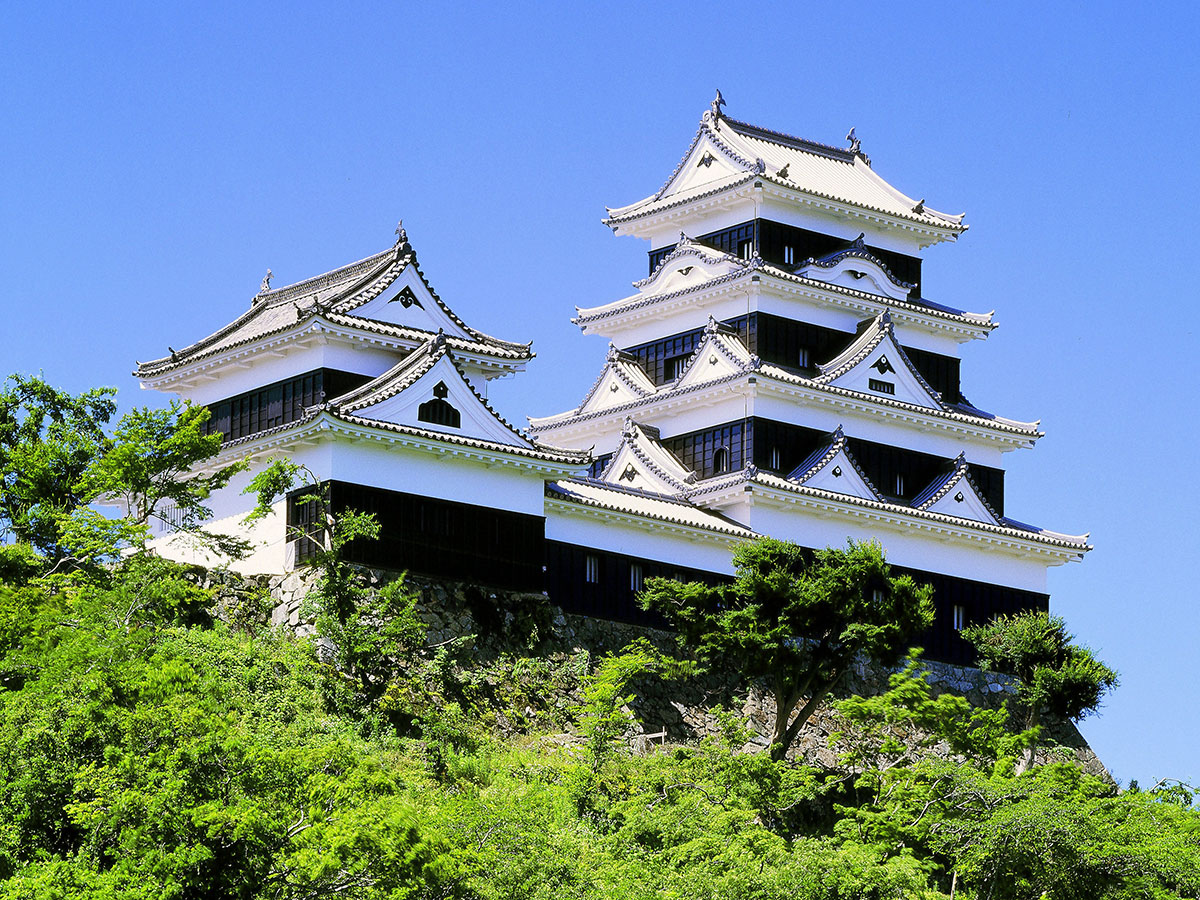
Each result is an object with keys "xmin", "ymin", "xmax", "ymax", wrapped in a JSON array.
[
  {"xmin": 769, "ymin": 688, "xmax": 803, "ymax": 761},
  {"xmin": 768, "ymin": 675, "xmax": 838, "ymax": 762},
  {"xmin": 1014, "ymin": 707, "xmax": 1041, "ymax": 775}
]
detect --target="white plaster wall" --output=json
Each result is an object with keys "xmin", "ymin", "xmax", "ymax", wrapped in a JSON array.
[
  {"xmin": 718, "ymin": 497, "xmax": 1054, "ymax": 592},
  {"xmin": 324, "ymin": 437, "xmax": 554, "ymax": 517},
  {"xmin": 545, "ymin": 507, "xmax": 740, "ymax": 575},
  {"xmin": 167, "ymin": 340, "xmax": 404, "ymax": 406},
  {"xmin": 147, "ymin": 496, "xmax": 290, "ymax": 576}
]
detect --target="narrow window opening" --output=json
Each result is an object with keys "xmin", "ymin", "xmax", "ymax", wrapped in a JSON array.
[
  {"xmin": 871, "ymin": 587, "xmax": 886, "ymax": 604},
  {"xmin": 798, "ymin": 346, "xmax": 811, "ymax": 369},
  {"xmin": 953, "ymin": 604, "xmax": 966, "ymax": 631},
  {"xmin": 770, "ymin": 446, "xmax": 781, "ymax": 470},
  {"xmin": 738, "ymin": 239, "xmax": 753, "ymax": 260},
  {"xmin": 713, "ymin": 446, "xmax": 730, "ymax": 474},
  {"xmin": 868, "ymin": 378, "xmax": 896, "ymax": 395},
  {"xmin": 663, "ymin": 354, "xmax": 689, "ymax": 381},
  {"xmin": 894, "ymin": 473, "xmax": 906, "ymax": 497},
  {"xmin": 585, "ymin": 554, "xmax": 600, "ymax": 584},
  {"xmin": 418, "ymin": 382, "xmax": 461, "ymax": 428},
  {"xmin": 630, "ymin": 564, "xmax": 644, "ymax": 593},
  {"xmin": 783, "ymin": 245, "xmax": 795, "ymax": 265}
]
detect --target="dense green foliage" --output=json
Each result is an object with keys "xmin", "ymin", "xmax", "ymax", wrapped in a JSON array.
[
  {"xmin": 1, "ymin": 377, "xmax": 1197, "ymax": 897},
  {"xmin": 0, "ymin": 559, "xmax": 1196, "ymax": 899},
  {"xmin": 640, "ymin": 538, "xmax": 934, "ymax": 759}
]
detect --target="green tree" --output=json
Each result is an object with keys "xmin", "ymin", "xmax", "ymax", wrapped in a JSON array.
[
  {"xmin": 0, "ymin": 375, "xmax": 116, "ymax": 557},
  {"xmin": 641, "ymin": 537, "xmax": 933, "ymax": 761},
  {"xmin": 77, "ymin": 401, "xmax": 246, "ymax": 554},
  {"xmin": 964, "ymin": 610, "xmax": 1118, "ymax": 773}
]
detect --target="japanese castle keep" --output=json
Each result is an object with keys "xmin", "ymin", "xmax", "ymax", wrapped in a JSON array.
[{"xmin": 136, "ymin": 96, "xmax": 1090, "ymax": 665}]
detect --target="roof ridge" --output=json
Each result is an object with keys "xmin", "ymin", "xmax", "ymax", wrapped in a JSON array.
[
  {"xmin": 722, "ymin": 117, "xmax": 856, "ymax": 162},
  {"xmin": 814, "ymin": 311, "xmax": 947, "ymax": 409}
]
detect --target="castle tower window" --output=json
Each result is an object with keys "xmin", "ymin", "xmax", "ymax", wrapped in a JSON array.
[
  {"xmin": 894, "ymin": 473, "xmax": 905, "ymax": 497},
  {"xmin": 953, "ymin": 604, "xmax": 966, "ymax": 631},
  {"xmin": 713, "ymin": 446, "xmax": 730, "ymax": 474},
  {"xmin": 418, "ymin": 381, "xmax": 461, "ymax": 428},
  {"xmin": 770, "ymin": 446, "xmax": 781, "ymax": 470},
  {"xmin": 738, "ymin": 239, "xmax": 753, "ymax": 259},
  {"xmin": 783, "ymin": 245, "xmax": 795, "ymax": 265},
  {"xmin": 663, "ymin": 353, "xmax": 689, "ymax": 381},
  {"xmin": 585, "ymin": 554, "xmax": 600, "ymax": 584},
  {"xmin": 630, "ymin": 563, "xmax": 644, "ymax": 592},
  {"xmin": 797, "ymin": 346, "xmax": 811, "ymax": 369}
]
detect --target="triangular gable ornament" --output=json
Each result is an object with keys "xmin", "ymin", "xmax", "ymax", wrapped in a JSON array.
[
  {"xmin": 815, "ymin": 311, "xmax": 944, "ymax": 411},
  {"xmin": 597, "ymin": 417, "xmax": 696, "ymax": 495},
  {"xmin": 673, "ymin": 317, "xmax": 755, "ymax": 389},
  {"xmin": 912, "ymin": 453, "xmax": 1002, "ymax": 525},
  {"xmin": 787, "ymin": 426, "xmax": 882, "ymax": 502},
  {"xmin": 341, "ymin": 342, "xmax": 533, "ymax": 448}
]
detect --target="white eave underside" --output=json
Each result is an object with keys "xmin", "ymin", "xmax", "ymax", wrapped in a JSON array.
[
  {"xmin": 546, "ymin": 479, "xmax": 757, "ymax": 540},
  {"xmin": 194, "ymin": 411, "xmax": 589, "ymax": 476},
  {"xmin": 529, "ymin": 368, "xmax": 1041, "ymax": 448},
  {"xmin": 574, "ymin": 265, "xmax": 994, "ymax": 340},
  {"xmin": 688, "ymin": 470, "xmax": 1089, "ymax": 558},
  {"xmin": 137, "ymin": 316, "xmax": 528, "ymax": 391}
]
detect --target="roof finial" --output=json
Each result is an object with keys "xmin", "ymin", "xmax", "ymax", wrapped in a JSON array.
[
  {"xmin": 258, "ymin": 269, "xmax": 273, "ymax": 294},
  {"xmin": 845, "ymin": 127, "xmax": 861, "ymax": 155},
  {"xmin": 710, "ymin": 89, "xmax": 725, "ymax": 126},
  {"xmin": 912, "ymin": 199, "xmax": 925, "ymax": 214},
  {"xmin": 850, "ymin": 233, "xmax": 866, "ymax": 250},
  {"xmin": 395, "ymin": 219, "xmax": 407, "ymax": 245}
]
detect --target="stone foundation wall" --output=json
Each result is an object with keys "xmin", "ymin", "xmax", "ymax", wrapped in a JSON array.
[{"xmin": 203, "ymin": 566, "xmax": 1108, "ymax": 779}]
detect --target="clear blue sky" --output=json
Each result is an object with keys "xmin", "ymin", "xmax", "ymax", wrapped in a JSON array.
[{"xmin": 3, "ymin": 1, "xmax": 1197, "ymax": 787}]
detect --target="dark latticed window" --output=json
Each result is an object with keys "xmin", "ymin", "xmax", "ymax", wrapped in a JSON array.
[
  {"xmin": 203, "ymin": 369, "xmax": 371, "ymax": 442},
  {"xmin": 417, "ymin": 381, "xmax": 461, "ymax": 428},
  {"xmin": 288, "ymin": 482, "xmax": 544, "ymax": 590}
]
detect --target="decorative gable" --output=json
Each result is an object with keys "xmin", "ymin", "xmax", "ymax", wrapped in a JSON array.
[
  {"xmin": 342, "ymin": 267, "xmax": 473, "ymax": 339},
  {"xmin": 598, "ymin": 418, "xmax": 696, "ymax": 495},
  {"xmin": 653, "ymin": 120, "xmax": 755, "ymax": 203},
  {"xmin": 815, "ymin": 311, "xmax": 945, "ymax": 410},
  {"xmin": 576, "ymin": 345, "xmax": 657, "ymax": 414},
  {"xmin": 336, "ymin": 337, "xmax": 534, "ymax": 448},
  {"xmin": 787, "ymin": 426, "xmax": 882, "ymax": 502},
  {"xmin": 634, "ymin": 239, "xmax": 753, "ymax": 297},
  {"xmin": 912, "ymin": 453, "xmax": 1002, "ymax": 525},
  {"xmin": 673, "ymin": 317, "xmax": 756, "ymax": 390},
  {"xmin": 797, "ymin": 235, "xmax": 915, "ymax": 302}
]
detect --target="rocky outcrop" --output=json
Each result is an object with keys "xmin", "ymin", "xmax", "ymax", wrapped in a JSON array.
[{"xmin": 198, "ymin": 565, "xmax": 1109, "ymax": 779}]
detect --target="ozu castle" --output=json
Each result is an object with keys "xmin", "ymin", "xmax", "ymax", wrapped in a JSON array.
[{"xmin": 135, "ymin": 95, "xmax": 1089, "ymax": 666}]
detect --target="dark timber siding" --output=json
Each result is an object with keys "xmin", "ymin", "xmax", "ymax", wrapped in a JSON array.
[
  {"xmin": 204, "ymin": 369, "xmax": 371, "ymax": 442},
  {"xmin": 544, "ymin": 540, "xmax": 723, "ymax": 629},
  {"xmin": 649, "ymin": 218, "xmax": 923, "ymax": 297},
  {"xmin": 543, "ymin": 540, "xmax": 1045, "ymax": 666},
  {"xmin": 620, "ymin": 312, "xmax": 961, "ymax": 402},
  {"xmin": 288, "ymin": 482, "xmax": 545, "ymax": 591},
  {"xmin": 655, "ymin": 418, "xmax": 1004, "ymax": 513}
]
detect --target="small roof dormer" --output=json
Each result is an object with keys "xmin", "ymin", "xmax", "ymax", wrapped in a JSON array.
[
  {"xmin": 597, "ymin": 417, "xmax": 697, "ymax": 496},
  {"xmin": 796, "ymin": 233, "xmax": 916, "ymax": 302},
  {"xmin": 786, "ymin": 426, "xmax": 882, "ymax": 503},
  {"xmin": 911, "ymin": 453, "xmax": 1003, "ymax": 527},
  {"xmin": 814, "ymin": 311, "xmax": 945, "ymax": 411}
]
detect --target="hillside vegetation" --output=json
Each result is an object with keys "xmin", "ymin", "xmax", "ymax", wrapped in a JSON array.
[
  {"xmin": 1, "ymin": 376, "xmax": 1198, "ymax": 898},
  {"xmin": 0, "ymin": 549, "xmax": 1197, "ymax": 899}
]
